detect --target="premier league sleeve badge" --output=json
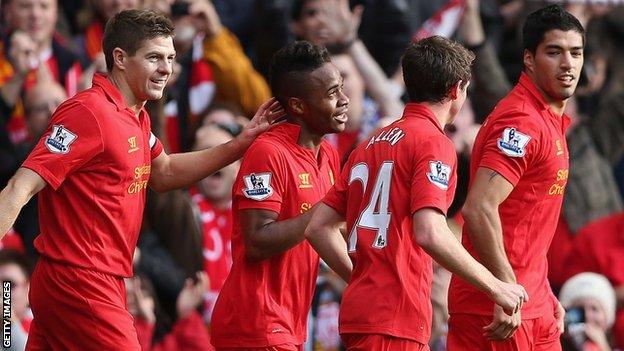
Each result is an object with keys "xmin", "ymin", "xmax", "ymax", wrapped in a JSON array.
[
  {"xmin": 497, "ymin": 127, "xmax": 531, "ymax": 157},
  {"xmin": 45, "ymin": 125, "xmax": 77, "ymax": 154},
  {"xmin": 242, "ymin": 172, "xmax": 273, "ymax": 201}
]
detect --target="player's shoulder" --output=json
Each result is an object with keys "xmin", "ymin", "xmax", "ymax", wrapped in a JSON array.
[
  {"xmin": 51, "ymin": 93, "xmax": 100, "ymax": 124},
  {"xmin": 485, "ymin": 100, "xmax": 545, "ymax": 135}
]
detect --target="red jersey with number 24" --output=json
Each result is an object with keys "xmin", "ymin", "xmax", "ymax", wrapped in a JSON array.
[{"xmin": 323, "ymin": 103, "xmax": 457, "ymax": 344}]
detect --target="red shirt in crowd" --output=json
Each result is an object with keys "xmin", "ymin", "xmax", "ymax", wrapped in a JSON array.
[
  {"xmin": 135, "ymin": 312, "xmax": 214, "ymax": 351},
  {"xmin": 189, "ymin": 188, "xmax": 232, "ymax": 322},
  {"xmin": 22, "ymin": 73, "xmax": 163, "ymax": 277},
  {"xmin": 323, "ymin": 103, "xmax": 457, "ymax": 344},
  {"xmin": 563, "ymin": 212, "xmax": 624, "ymax": 349},
  {"xmin": 210, "ymin": 123, "xmax": 339, "ymax": 348},
  {"xmin": 449, "ymin": 72, "xmax": 571, "ymax": 318}
]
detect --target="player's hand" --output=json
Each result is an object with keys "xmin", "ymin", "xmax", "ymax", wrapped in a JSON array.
[
  {"xmin": 490, "ymin": 281, "xmax": 529, "ymax": 316},
  {"xmin": 176, "ymin": 271, "xmax": 209, "ymax": 319},
  {"xmin": 236, "ymin": 98, "xmax": 286, "ymax": 147},
  {"xmin": 483, "ymin": 304, "xmax": 521, "ymax": 340},
  {"xmin": 554, "ymin": 300, "xmax": 565, "ymax": 334}
]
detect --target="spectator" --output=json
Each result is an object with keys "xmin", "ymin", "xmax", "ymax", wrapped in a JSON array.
[
  {"xmin": 2, "ymin": 0, "xmax": 83, "ymax": 112},
  {"xmin": 128, "ymin": 272, "xmax": 214, "ymax": 351},
  {"xmin": 190, "ymin": 0, "xmax": 271, "ymax": 118},
  {"xmin": 11, "ymin": 79, "xmax": 67, "ymax": 257},
  {"xmin": 291, "ymin": 0, "xmax": 404, "ymax": 120},
  {"xmin": 0, "ymin": 249, "xmax": 33, "ymax": 351},
  {"xmin": 189, "ymin": 124, "xmax": 238, "ymax": 322},
  {"xmin": 559, "ymin": 272, "xmax": 617, "ymax": 351},
  {"xmin": 564, "ymin": 212, "xmax": 624, "ymax": 349}
]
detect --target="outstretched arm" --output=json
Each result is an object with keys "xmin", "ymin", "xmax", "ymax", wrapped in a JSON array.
[
  {"xmin": 0, "ymin": 168, "xmax": 47, "ymax": 239},
  {"xmin": 149, "ymin": 98, "xmax": 284, "ymax": 192},
  {"xmin": 413, "ymin": 207, "xmax": 527, "ymax": 315}
]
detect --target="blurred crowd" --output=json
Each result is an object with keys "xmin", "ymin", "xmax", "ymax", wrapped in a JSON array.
[{"xmin": 0, "ymin": 0, "xmax": 623, "ymax": 350}]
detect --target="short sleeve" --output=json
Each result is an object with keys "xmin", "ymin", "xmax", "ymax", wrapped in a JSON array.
[
  {"xmin": 234, "ymin": 141, "xmax": 286, "ymax": 213},
  {"xmin": 149, "ymin": 132, "xmax": 164, "ymax": 160},
  {"xmin": 22, "ymin": 101, "xmax": 104, "ymax": 190},
  {"xmin": 478, "ymin": 112, "xmax": 542, "ymax": 186},
  {"xmin": 410, "ymin": 136, "xmax": 457, "ymax": 215},
  {"xmin": 323, "ymin": 160, "xmax": 349, "ymax": 216}
]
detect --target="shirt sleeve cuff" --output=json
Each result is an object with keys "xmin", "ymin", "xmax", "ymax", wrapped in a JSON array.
[
  {"xmin": 479, "ymin": 159, "xmax": 521, "ymax": 186},
  {"xmin": 21, "ymin": 162, "xmax": 62, "ymax": 190}
]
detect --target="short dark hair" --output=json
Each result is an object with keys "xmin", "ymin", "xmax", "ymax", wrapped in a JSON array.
[
  {"xmin": 401, "ymin": 36, "xmax": 474, "ymax": 104},
  {"xmin": 0, "ymin": 249, "xmax": 32, "ymax": 279},
  {"xmin": 522, "ymin": 5, "xmax": 585, "ymax": 54},
  {"xmin": 269, "ymin": 41, "xmax": 331, "ymax": 106},
  {"xmin": 103, "ymin": 9, "xmax": 174, "ymax": 71}
]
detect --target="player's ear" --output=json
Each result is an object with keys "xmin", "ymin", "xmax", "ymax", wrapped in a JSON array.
[
  {"xmin": 112, "ymin": 47, "xmax": 126, "ymax": 71},
  {"xmin": 288, "ymin": 97, "xmax": 305, "ymax": 115},
  {"xmin": 449, "ymin": 80, "xmax": 462, "ymax": 100},
  {"xmin": 523, "ymin": 49, "xmax": 535, "ymax": 74}
]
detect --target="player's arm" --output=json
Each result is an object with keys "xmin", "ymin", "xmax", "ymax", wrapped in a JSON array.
[
  {"xmin": 240, "ymin": 207, "xmax": 316, "ymax": 262},
  {"xmin": 149, "ymin": 98, "xmax": 284, "ymax": 193},
  {"xmin": 0, "ymin": 168, "xmax": 47, "ymax": 238},
  {"xmin": 461, "ymin": 167, "xmax": 516, "ymax": 283},
  {"xmin": 413, "ymin": 207, "xmax": 527, "ymax": 314},
  {"xmin": 305, "ymin": 203, "xmax": 352, "ymax": 282}
]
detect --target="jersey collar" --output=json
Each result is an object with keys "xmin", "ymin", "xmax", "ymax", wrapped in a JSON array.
[
  {"xmin": 402, "ymin": 103, "xmax": 444, "ymax": 133},
  {"xmin": 92, "ymin": 73, "xmax": 149, "ymax": 119},
  {"xmin": 518, "ymin": 72, "xmax": 572, "ymax": 131},
  {"xmin": 92, "ymin": 73, "xmax": 130, "ymax": 112}
]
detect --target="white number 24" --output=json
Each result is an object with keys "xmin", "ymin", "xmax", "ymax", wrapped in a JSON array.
[{"xmin": 347, "ymin": 161, "xmax": 394, "ymax": 251}]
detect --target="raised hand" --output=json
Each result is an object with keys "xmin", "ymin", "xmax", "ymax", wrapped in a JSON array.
[
  {"xmin": 176, "ymin": 271, "xmax": 210, "ymax": 319},
  {"xmin": 130, "ymin": 277, "xmax": 156, "ymax": 324},
  {"xmin": 318, "ymin": 0, "xmax": 364, "ymax": 46},
  {"xmin": 8, "ymin": 31, "xmax": 39, "ymax": 76},
  {"xmin": 187, "ymin": 0, "xmax": 223, "ymax": 37},
  {"xmin": 236, "ymin": 97, "xmax": 286, "ymax": 147},
  {"xmin": 483, "ymin": 304, "xmax": 521, "ymax": 340}
]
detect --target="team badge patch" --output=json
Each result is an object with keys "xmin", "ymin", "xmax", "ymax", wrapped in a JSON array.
[
  {"xmin": 45, "ymin": 125, "xmax": 77, "ymax": 154},
  {"xmin": 427, "ymin": 161, "xmax": 451, "ymax": 190},
  {"xmin": 498, "ymin": 127, "xmax": 531, "ymax": 157},
  {"xmin": 243, "ymin": 172, "xmax": 273, "ymax": 200}
]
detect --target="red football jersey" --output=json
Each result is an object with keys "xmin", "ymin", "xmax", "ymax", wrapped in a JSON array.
[
  {"xmin": 22, "ymin": 73, "xmax": 163, "ymax": 277},
  {"xmin": 210, "ymin": 123, "xmax": 339, "ymax": 348},
  {"xmin": 448, "ymin": 73, "xmax": 571, "ymax": 318},
  {"xmin": 323, "ymin": 103, "xmax": 457, "ymax": 343}
]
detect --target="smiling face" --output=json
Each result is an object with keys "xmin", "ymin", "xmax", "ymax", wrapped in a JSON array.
[
  {"xmin": 118, "ymin": 36, "xmax": 176, "ymax": 103},
  {"xmin": 297, "ymin": 62, "xmax": 349, "ymax": 135},
  {"xmin": 524, "ymin": 29, "xmax": 584, "ymax": 105}
]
